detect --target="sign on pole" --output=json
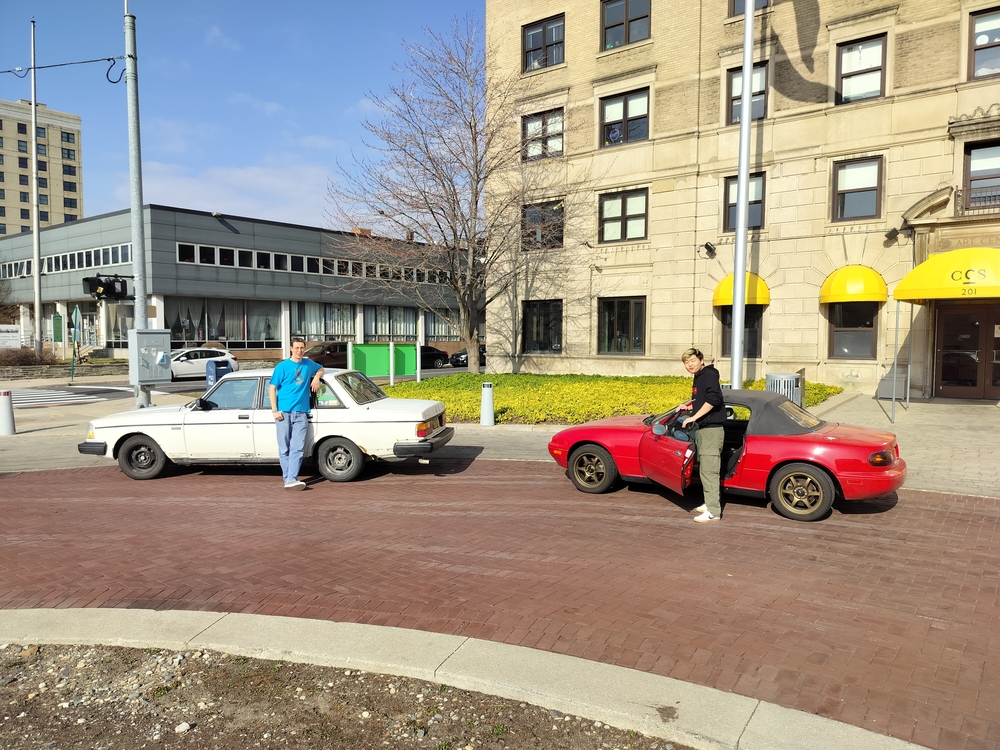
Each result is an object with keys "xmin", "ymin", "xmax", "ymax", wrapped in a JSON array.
[
  {"xmin": 52, "ymin": 314, "xmax": 63, "ymax": 344},
  {"xmin": 0, "ymin": 325, "xmax": 22, "ymax": 349}
]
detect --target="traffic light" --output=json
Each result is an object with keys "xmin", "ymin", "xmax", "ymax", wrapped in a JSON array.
[{"xmin": 82, "ymin": 275, "xmax": 129, "ymax": 300}]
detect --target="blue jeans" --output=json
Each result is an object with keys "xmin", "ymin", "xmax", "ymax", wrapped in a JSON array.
[{"xmin": 275, "ymin": 411, "xmax": 309, "ymax": 484}]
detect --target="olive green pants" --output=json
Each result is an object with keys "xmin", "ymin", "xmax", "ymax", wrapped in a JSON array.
[{"xmin": 694, "ymin": 426, "xmax": 724, "ymax": 517}]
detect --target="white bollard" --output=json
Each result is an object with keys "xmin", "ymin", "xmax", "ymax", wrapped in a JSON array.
[
  {"xmin": 0, "ymin": 390, "xmax": 15, "ymax": 436},
  {"xmin": 480, "ymin": 382, "xmax": 494, "ymax": 426}
]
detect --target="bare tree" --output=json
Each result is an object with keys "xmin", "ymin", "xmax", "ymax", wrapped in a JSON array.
[
  {"xmin": 325, "ymin": 17, "xmax": 573, "ymax": 368},
  {"xmin": 0, "ymin": 277, "xmax": 18, "ymax": 325}
]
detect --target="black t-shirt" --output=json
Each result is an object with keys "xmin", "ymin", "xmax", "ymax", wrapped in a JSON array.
[{"xmin": 691, "ymin": 364, "xmax": 726, "ymax": 427}]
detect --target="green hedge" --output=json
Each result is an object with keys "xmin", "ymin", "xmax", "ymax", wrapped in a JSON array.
[{"xmin": 384, "ymin": 374, "xmax": 843, "ymax": 424}]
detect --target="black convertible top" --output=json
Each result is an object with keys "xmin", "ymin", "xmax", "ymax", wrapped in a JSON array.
[{"xmin": 724, "ymin": 389, "xmax": 826, "ymax": 437}]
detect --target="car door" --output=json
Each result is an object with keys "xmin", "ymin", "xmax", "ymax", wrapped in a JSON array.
[
  {"xmin": 637, "ymin": 425, "xmax": 695, "ymax": 495},
  {"xmin": 182, "ymin": 377, "xmax": 259, "ymax": 459},
  {"xmin": 172, "ymin": 351, "xmax": 194, "ymax": 378}
]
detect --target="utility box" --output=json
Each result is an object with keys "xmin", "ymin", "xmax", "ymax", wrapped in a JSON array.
[
  {"xmin": 765, "ymin": 372, "xmax": 804, "ymax": 407},
  {"xmin": 128, "ymin": 329, "xmax": 172, "ymax": 386}
]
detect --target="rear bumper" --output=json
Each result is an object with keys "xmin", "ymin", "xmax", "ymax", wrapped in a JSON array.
[
  {"xmin": 393, "ymin": 426, "xmax": 455, "ymax": 457},
  {"xmin": 838, "ymin": 459, "xmax": 907, "ymax": 500},
  {"xmin": 78, "ymin": 441, "xmax": 108, "ymax": 456}
]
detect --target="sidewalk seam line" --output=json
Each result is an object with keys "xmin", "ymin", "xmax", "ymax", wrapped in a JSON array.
[
  {"xmin": 431, "ymin": 636, "xmax": 472, "ymax": 679},
  {"xmin": 734, "ymin": 699, "xmax": 762, "ymax": 750},
  {"xmin": 183, "ymin": 611, "xmax": 231, "ymax": 645}
]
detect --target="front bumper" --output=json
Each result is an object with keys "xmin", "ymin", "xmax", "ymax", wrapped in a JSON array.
[
  {"xmin": 393, "ymin": 426, "xmax": 455, "ymax": 457},
  {"xmin": 78, "ymin": 441, "xmax": 108, "ymax": 456}
]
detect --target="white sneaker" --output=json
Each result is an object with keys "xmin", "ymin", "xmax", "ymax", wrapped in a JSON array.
[
  {"xmin": 284, "ymin": 481, "xmax": 306, "ymax": 490},
  {"xmin": 693, "ymin": 504, "xmax": 707, "ymax": 513},
  {"xmin": 693, "ymin": 511, "xmax": 720, "ymax": 523}
]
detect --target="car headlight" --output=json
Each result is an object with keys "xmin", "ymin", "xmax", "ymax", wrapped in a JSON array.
[{"xmin": 868, "ymin": 449, "xmax": 895, "ymax": 467}]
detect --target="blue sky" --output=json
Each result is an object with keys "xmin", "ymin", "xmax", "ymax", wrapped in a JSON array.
[{"xmin": 2, "ymin": 1, "xmax": 485, "ymax": 227}]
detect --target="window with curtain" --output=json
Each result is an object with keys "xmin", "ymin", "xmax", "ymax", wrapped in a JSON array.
[
  {"xmin": 598, "ymin": 297, "xmax": 645, "ymax": 354},
  {"xmin": 325, "ymin": 303, "xmax": 355, "ymax": 339},
  {"xmin": 363, "ymin": 305, "xmax": 416, "ymax": 341},
  {"xmin": 104, "ymin": 303, "xmax": 135, "ymax": 344},
  {"xmin": 426, "ymin": 310, "xmax": 460, "ymax": 341},
  {"xmin": 291, "ymin": 301, "xmax": 325, "ymax": 337},
  {"xmin": 246, "ymin": 300, "xmax": 280, "ymax": 343},
  {"xmin": 165, "ymin": 296, "xmax": 206, "ymax": 344}
]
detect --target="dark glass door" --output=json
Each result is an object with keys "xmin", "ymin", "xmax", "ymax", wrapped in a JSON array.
[
  {"xmin": 988, "ymin": 307, "xmax": 1000, "ymax": 400},
  {"xmin": 936, "ymin": 307, "xmax": 987, "ymax": 398}
]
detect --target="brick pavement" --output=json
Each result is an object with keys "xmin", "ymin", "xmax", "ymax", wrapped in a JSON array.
[{"xmin": 1, "ymin": 461, "xmax": 998, "ymax": 749}]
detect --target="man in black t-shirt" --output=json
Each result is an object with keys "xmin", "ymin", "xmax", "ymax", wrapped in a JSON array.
[{"xmin": 681, "ymin": 348, "xmax": 725, "ymax": 522}]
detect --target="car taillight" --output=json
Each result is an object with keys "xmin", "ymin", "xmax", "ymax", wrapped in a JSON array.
[
  {"xmin": 416, "ymin": 421, "xmax": 432, "ymax": 438},
  {"xmin": 869, "ymin": 449, "xmax": 894, "ymax": 467}
]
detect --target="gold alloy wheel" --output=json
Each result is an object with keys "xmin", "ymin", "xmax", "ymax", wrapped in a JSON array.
[
  {"xmin": 769, "ymin": 462, "xmax": 836, "ymax": 521},
  {"xmin": 572, "ymin": 451, "xmax": 607, "ymax": 488}
]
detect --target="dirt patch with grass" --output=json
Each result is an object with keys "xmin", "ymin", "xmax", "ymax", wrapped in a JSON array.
[{"xmin": 0, "ymin": 643, "xmax": 694, "ymax": 750}]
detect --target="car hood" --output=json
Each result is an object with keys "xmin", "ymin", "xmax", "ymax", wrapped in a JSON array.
[
  {"xmin": 352, "ymin": 398, "xmax": 444, "ymax": 421},
  {"xmin": 91, "ymin": 403, "xmax": 189, "ymax": 429},
  {"xmin": 815, "ymin": 421, "xmax": 897, "ymax": 448}
]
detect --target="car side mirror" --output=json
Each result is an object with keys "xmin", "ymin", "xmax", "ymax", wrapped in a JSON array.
[
  {"xmin": 195, "ymin": 398, "xmax": 211, "ymax": 411},
  {"xmin": 652, "ymin": 423, "xmax": 666, "ymax": 436}
]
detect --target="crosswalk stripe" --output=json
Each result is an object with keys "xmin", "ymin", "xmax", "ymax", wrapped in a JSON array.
[{"xmin": 9, "ymin": 389, "xmax": 106, "ymax": 408}]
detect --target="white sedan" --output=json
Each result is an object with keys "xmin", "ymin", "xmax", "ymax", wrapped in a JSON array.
[
  {"xmin": 170, "ymin": 347, "xmax": 240, "ymax": 380},
  {"xmin": 78, "ymin": 368, "xmax": 454, "ymax": 482}
]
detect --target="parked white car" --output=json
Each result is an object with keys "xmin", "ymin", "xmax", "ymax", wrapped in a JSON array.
[
  {"xmin": 78, "ymin": 368, "xmax": 454, "ymax": 482},
  {"xmin": 170, "ymin": 347, "xmax": 240, "ymax": 380}
]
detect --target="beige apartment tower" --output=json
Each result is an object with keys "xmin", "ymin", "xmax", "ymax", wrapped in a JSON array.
[
  {"xmin": 0, "ymin": 98, "xmax": 84, "ymax": 237},
  {"xmin": 486, "ymin": 0, "xmax": 1000, "ymax": 399}
]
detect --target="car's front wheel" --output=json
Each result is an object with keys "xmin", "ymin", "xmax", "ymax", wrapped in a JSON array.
[
  {"xmin": 118, "ymin": 434, "xmax": 168, "ymax": 480},
  {"xmin": 317, "ymin": 438, "xmax": 365, "ymax": 482},
  {"xmin": 768, "ymin": 463, "xmax": 835, "ymax": 521},
  {"xmin": 432, "ymin": 357, "xmax": 446, "ymax": 369},
  {"xmin": 568, "ymin": 444, "xmax": 619, "ymax": 494}
]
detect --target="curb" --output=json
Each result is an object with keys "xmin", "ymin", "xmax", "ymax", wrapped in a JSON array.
[{"xmin": 0, "ymin": 609, "xmax": 926, "ymax": 750}]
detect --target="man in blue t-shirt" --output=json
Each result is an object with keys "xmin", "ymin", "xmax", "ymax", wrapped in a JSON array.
[{"xmin": 268, "ymin": 337, "xmax": 324, "ymax": 489}]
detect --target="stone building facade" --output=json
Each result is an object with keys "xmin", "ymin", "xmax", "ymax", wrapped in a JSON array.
[{"xmin": 485, "ymin": 0, "xmax": 1000, "ymax": 399}]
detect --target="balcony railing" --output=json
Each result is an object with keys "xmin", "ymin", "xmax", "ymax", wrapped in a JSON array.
[{"xmin": 955, "ymin": 186, "xmax": 1000, "ymax": 216}]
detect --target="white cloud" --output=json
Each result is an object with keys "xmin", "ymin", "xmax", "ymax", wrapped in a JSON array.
[
  {"xmin": 298, "ymin": 134, "xmax": 347, "ymax": 151},
  {"xmin": 205, "ymin": 25, "xmax": 242, "ymax": 52},
  {"xmin": 124, "ymin": 160, "xmax": 333, "ymax": 227},
  {"xmin": 228, "ymin": 92, "xmax": 285, "ymax": 117},
  {"xmin": 344, "ymin": 98, "xmax": 382, "ymax": 116},
  {"xmin": 144, "ymin": 118, "xmax": 216, "ymax": 155}
]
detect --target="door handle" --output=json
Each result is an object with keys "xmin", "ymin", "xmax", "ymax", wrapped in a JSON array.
[{"xmin": 238, "ymin": 414, "xmax": 249, "ymax": 420}]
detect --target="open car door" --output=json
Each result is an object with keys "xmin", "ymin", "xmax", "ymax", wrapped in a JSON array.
[{"xmin": 637, "ymin": 421, "xmax": 696, "ymax": 495}]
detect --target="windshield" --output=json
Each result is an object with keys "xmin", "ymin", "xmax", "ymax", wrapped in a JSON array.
[
  {"xmin": 643, "ymin": 402, "xmax": 687, "ymax": 426},
  {"xmin": 777, "ymin": 400, "xmax": 823, "ymax": 429},
  {"xmin": 304, "ymin": 345, "xmax": 325, "ymax": 355},
  {"xmin": 336, "ymin": 371, "xmax": 387, "ymax": 405}
]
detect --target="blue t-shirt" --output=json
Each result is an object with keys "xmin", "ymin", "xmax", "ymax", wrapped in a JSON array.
[{"xmin": 270, "ymin": 357, "xmax": 323, "ymax": 413}]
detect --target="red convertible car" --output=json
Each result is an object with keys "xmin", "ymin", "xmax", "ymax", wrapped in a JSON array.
[{"xmin": 547, "ymin": 390, "xmax": 906, "ymax": 522}]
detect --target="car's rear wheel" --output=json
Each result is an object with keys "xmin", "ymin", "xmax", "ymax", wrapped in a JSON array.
[
  {"xmin": 433, "ymin": 357, "xmax": 446, "ymax": 369},
  {"xmin": 768, "ymin": 463, "xmax": 835, "ymax": 521},
  {"xmin": 118, "ymin": 434, "xmax": 168, "ymax": 480},
  {"xmin": 317, "ymin": 438, "xmax": 365, "ymax": 482},
  {"xmin": 568, "ymin": 444, "xmax": 619, "ymax": 494}
]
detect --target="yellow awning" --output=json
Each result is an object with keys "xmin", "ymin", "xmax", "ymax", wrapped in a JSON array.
[
  {"xmin": 819, "ymin": 265, "xmax": 887, "ymax": 304},
  {"xmin": 893, "ymin": 247, "xmax": 1000, "ymax": 302},
  {"xmin": 713, "ymin": 272, "xmax": 770, "ymax": 306}
]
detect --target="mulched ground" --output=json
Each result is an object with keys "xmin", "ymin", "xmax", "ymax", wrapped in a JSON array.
[{"xmin": 0, "ymin": 643, "xmax": 694, "ymax": 750}]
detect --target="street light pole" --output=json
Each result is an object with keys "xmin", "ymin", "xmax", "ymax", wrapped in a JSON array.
[
  {"xmin": 729, "ymin": 0, "xmax": 756, "ymax": 389},
  {"xmin": 124, "ymin": 0, "xmax": 149, "ymax": 408},
  {"xmin": 30, "ymin": 20, "xmax": 42, "ymax": 357}
]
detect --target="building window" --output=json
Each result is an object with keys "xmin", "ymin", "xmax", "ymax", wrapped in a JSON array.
[
  {"xmin": 61, "ymin": 131, "xmax": 75, "ymax": 143},
  {"xmin": 833, "ymin": 157, "xmax": 882, "ymax": 220},
  {"xmin": 20, "ymin": 192, "xmax": 29, "ymax": 202},
  {"xmin": 177, "ymin": 244, "xmax": 195, "ymax": 263},
  {"xmin": 37, "ymin": 143, "xmax": 46, "ymax": 156},
  {"xmin": 18, "ymin": 140, "xmax": 27, "ymax": 153},
  {"xmin": 724, "ymin": 173, "xmax": 765, "ymax": 231},
  {"xmin": 829, "ymin": 302, "xmax": 877, "ymax": 359},
  {"xmin": 731, "ymin": 0, "xmax": 767, "ymax": 15},
  {"xmin": 18, "ymin": 158, "xmax": 28, "ymax": 169},
  {"xmin": 523, "ymin": 109, "xmax": 563, "ymax": 160},
  {"xmin": 199, "ymin": 246, "xmax": 216, "ymax": 265},
  {"xmin": 256, "ymin": 251, "xmax": 271, "ymax": 270},
  {"xmin": 601, "ymin": 89, "xmax": 649, "ymax": 147},
  {"xmin": 19, "ymin": 175, "xmax": 28, "ymax": 186},
  {"xmin": 0, "ymin": 207, "xmax": 4, "ymax": 216},
  {"xmin": 522, "ymin": 300, "xmax": 563, "ymax": 353},
  {"xmin": 965, "ymin": 141, "xmax": 1000, "ymax": 209},
  {"xmin": 39, "ymin": 211, "xmax": 48, "ymax": 222},
  {"xmin": 600, "ymin": 188, "xmax": 647, "ymax": 242},
  {"xmin": 721, "ymin": 304, "xmax": 764, "ymax": 358},
  {"xmin": 727, "ymin": 63, "xmax": 767, "ymax": 124},
  {"xmin": 0, "ymin": 225, "xmax": 5, "ymax": 234},
  {"xmin": 63, "ymin": 164, "xmax": 77, "ymax": 176},
  {"xmin": 61, "ymin": 148, "xmax": 76, "ymax": 160},
  {"xmin": 238, "ymin": 250, "xmax": 253, "ymax": 268},
  {"xmin": 0, "ymin": 137, "xmax": 3, "ymax": 148},
  {"xmin": 20, "ymin": 209, "xmax": 30, "ymax": 220},
  {"xmin": 36, "ymin": 127, "xmax": 45, "ymax": 139},
  {"xmin": 598, "ymin": 297, "xmax": 645, "ymax": 354},
  {"xmin": 37, "ymin": 160, "xmax": 46, "ymax": 171},
  {"xmin": 219, "ymin": 247, "xmax": 235, "ymax": 266},
  {"xmin": 971, "ymin": 7, "xmax": 1000, "ymax": 79},
  {"xmin": 17, "ymin": 123, "xmax": 27, "ymax": 134},
  {"xmin": 522, "ymin": 201, "xmax": 564, "ymax": 250},
  {"xmin": 63, "ymin": 181, "xmax": 77, "ymax": 192},
  {"xmin": 0, "ymin": 173, "xmax": 3, "ymax": 182},
  {"xmin": 64, "ymin": 197, "xmax": 78, "ymax": 209},
  {"xmin": 837, "ymin": 35, "xmax": 886, "ymax": 104},
  {"xmin": 38, "ymin": 178, "xmax": 47, "ymax": 188},
  {"xmin": 64, "ymin": 214, "xmax": 77, "ymax": 222},
  {"xmin": 523, "ymin": 15, "xmax": 564, "ymax": 71},
  {"xmin": 39, "ymin": 194, "xmax": 48, "ymax": 205},
  {"xmin": 602, "ymin": 0, "xmax": 650, "ymax": 51}
]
